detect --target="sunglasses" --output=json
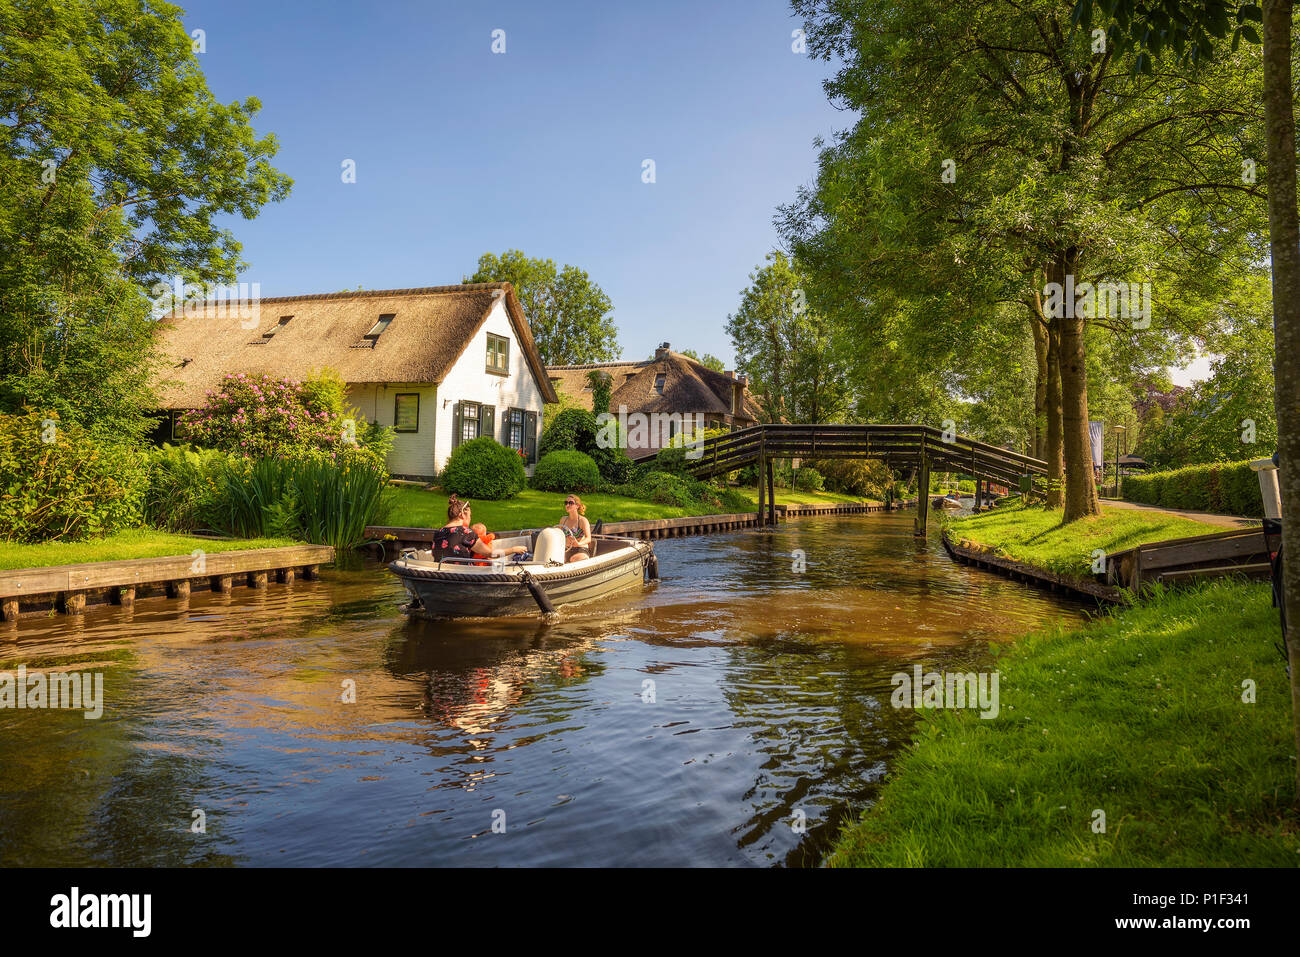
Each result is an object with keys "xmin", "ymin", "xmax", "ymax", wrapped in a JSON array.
[{"xmin": 565, "ymin": 500, "xmax": 577, "ymax": 506}]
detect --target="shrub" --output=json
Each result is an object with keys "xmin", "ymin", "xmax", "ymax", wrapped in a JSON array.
[
  {"xmin": 0, "ymin": 411, "xmax": 146, "ymax": 543},
  {"xmin": 792, "ymin": 466, "xmax": 824, "ymax": 492},
  {"xmin": 538, "ymin": 406, "xmax": 631, "ymax": 483},
  {"xmin": 441, "ymin": 437, "xmax": 527, "ymax": 500},
  {"xmin": 531, "ymin": 450, "xmax": 602, "ymax": 492},
  {"xmin": 180, "ymin": 370, "xmax": 391, "ymax": 465},
  {"xmin": 1121, "ymin": 459, "xmax": 1263, "ymax": 517},
  {"xmin": 143, "ymin": 443, "xmax": 232, "ymax": 532},
  {"xmin": 537, "ymin": 407, "xmax": 599, "ymax": 459},
  {"xmin": 205, "ymin": 453, "xmax": 392, "ymax": 548}
]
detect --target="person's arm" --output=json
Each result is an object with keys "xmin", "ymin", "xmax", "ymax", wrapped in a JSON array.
[{"xmin": 469, "ymin": 533, "xmax": 494, "ymax": 557}]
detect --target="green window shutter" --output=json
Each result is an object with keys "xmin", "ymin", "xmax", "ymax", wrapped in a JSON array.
[
  {"xmin": 452, "ymin": 401, "xmax": 462, "ymax": 449},
  {"xmin": 480, "ymin": 404, "xmax": 494, "ymax": 441},
  {"xmin": 525, "ymin": 411, "xmax": 538, "ymax": 463}
]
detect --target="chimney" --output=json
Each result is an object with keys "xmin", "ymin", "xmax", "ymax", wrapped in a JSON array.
[{"xmin": 655, "ymin": 342, "xmax": 671, "ymax": 360}]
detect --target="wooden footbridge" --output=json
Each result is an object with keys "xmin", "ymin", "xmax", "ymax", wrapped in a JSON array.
[{"xmin": 688, "ymin": 423, "xmax": 1048, "ymax": 535}]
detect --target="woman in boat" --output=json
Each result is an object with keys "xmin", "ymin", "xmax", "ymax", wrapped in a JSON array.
[
  {"xmin": 433, "ymin": 496, "xmax": 525, "ymax": 562},
  {"xmin": 557, "ymin": 494, "xmax": 593, "ymax": 563}
]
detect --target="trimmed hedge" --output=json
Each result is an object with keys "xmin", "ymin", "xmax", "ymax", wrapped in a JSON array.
[
  {"xmin": 530, "ymin": 450, "xmax": 602, "ymax": 492},
  {"xmin": 441, "ymin": 437, "xmax": 527, "ymax": 500},
  {"xmin": 1122, "ymin": 459, "xmax": 1263, "ymax": 517}
]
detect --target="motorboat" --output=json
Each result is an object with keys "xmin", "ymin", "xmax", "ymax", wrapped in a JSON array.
[{"xmin": 388, "ymin": 527, "xmax": 658, "ymax": 619}]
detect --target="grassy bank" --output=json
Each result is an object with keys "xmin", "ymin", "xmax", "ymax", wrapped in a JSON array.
[
  {"xmin": 0, "ymin": 530, "xmax": 300, "ymax": 571},
  {"xmin": 945, "ymin": 502, "xmax": 1226, "ymax": 580},
  {"xmin": 829, "ymin": 580, "xmax": 1298, "ymax": 866},
  {"xmin": 384, "ymin": 485, "xmax": 869, "ymax": 532}
]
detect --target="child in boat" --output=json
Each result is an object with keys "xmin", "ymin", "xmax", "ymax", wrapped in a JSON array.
[{"xmin": 470, "ymin": 523, "xmax": 495, "ymax": 566}]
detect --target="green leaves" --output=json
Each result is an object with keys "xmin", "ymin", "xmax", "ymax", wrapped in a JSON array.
[{"xmin": 466, "ymin": 250, "xmax": 619, "ymax": 365}]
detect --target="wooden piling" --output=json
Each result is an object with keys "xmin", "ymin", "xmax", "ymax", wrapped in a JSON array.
[{"xmin": 2, "ymin": 598, "xmax": 17, "ymax": 622}]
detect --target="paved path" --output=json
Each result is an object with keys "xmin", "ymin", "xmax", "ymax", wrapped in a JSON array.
[{"xmin": 1099, "ymin": 499, "xmax": 1260, "ymax": 529}]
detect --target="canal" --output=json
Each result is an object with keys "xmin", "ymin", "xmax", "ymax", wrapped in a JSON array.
[{"xmin": 0, "ymin": 514, "xmax": 1086, "ymax": 867}]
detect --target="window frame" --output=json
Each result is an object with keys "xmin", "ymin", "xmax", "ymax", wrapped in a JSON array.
[
  {"xmin": 393, "ymin": 393, "xmax": 420, "ymax": 433},
  {"xmin": 654, "ymin": 373, "xmax": 666, "ymax": 394},
  {"xmin": 365, "ymin": 314, "xmax": 396, "ymax": 341},
  {"xmin": 486, "ymin": 333, "xmax": 510, "ymax": 375}
]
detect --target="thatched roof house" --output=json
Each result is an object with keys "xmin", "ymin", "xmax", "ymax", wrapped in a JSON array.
[
  {"xmin": 153, "ymin": 282, "xmax": 558, "ymax": 479},
  {"xmin": 547, "ymin": 344, "xmax": 764, "ymax": 459}
]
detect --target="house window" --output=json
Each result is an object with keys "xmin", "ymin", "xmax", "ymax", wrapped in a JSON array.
[
  {"xmin": 460, "ymin": 401, "xmax": 480, "ymax": 443},
  {"xmin": 453, "ymin": 401, "xmax": 495, "ymax": 447},
  {"xmin": 506, "ymin": 408, "xmax": 525, "ymax": 452},
  {"xmin": 654, "ymin": 373, "xmax": 666, "ymax": 394},
  {"xmin": 394, "ymin": 393, "xmax": 419, "ymax": 433},
  {"xmin": 486, "ymin": 333, "xmax": 509, "ymax": 374},
  {"xmin": 365, "ymin": 314, "xmax": 395, "ymax": 341}
]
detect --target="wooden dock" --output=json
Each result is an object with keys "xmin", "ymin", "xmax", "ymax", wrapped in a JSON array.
[{"xmin": 0, "ymin": 544, "xmax": 335, "ymax": 621}]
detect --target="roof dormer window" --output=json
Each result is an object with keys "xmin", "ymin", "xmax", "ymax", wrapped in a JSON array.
[
  {"xmin": 654, "ymin": 373, "xmax": 666, "ymax": 394},
  {"xmin": 365, "ymin": 314, "xmax": 395, "ymax": 340},
  {"xmin": 263, "ymin": 316, "xmax": 292, "ymax": 339}
]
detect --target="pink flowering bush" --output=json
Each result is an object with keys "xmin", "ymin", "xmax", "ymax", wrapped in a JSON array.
[{"xmin": 180, "ymin": 373, "xmax": 343, "ymax": 458}]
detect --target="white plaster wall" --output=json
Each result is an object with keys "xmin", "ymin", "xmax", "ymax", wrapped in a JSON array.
[
  {"xmin": 347, "ymin": 382, "xmax": 439, "ymax": 478},
  {"xmin": 433, "ymin": 297, "xmax": 545, "ymax": 473}
]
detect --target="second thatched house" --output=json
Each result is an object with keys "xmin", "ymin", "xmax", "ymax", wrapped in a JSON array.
[
  {"xmin": 546, "ymin": 344, "xmax": 764, "ymax": 460},
  {"xmin": 152, "ymin": 282, "xmax": 558, "ymax": 480}
]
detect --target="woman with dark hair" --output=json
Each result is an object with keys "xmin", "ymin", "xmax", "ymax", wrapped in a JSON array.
[{"xmin": 432, "ymin": 495, "xmax": 525, "ymax": 562}]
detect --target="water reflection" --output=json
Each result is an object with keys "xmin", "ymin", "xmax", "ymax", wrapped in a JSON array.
[{"xmin": 0, "ymin": 514, "xmax": 1085, "ymax": 866}]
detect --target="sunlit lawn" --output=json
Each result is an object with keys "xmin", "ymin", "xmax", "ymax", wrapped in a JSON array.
[
  {"xmin": 384, "ymin": 484, "xmax": 869, "ymax": 531},
  {"xmin": 0, "ymin": 530, "xmax": 300, "ymax": 571},
  {"xmin": 945, "ymin": 502, "xmax": 1227, "ymax": 580},
  {"xmin": 829, "ymin": 580, "xmax": 1298, "ymax": 866}
]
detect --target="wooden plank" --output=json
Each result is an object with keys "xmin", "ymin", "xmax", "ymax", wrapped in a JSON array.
[
  {"xmin": 1131, "ymin": 531, "xmax": 1267, "ymax": 572},
  {"xmin": 0, "ymin": 545, "xmax": 333, "ymax": 600},
  {"xmin": 1157, "ymin": 562, "xmax": 1272, "ymax": 583}
]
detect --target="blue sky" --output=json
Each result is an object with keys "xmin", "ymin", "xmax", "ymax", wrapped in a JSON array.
[{"xmin": 180, "ymin": 0, "xmax": 843, "ymax": 366}]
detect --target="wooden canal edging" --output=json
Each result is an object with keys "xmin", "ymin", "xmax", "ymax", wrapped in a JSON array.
[
  {"xmin": 364, "ymin": 501, "xmax": 902, "ymax": 552},
  {"xmin": 943, "ymin": 523, "xmax": 1274, "ymax": 604},
  {"xmin": 1102, "ymin": 526, "xmax": 1272, "ymax": 592},
  {"xmin": 941, "ymin": 531, "xmax": 1126, "ymax": 605},
  {"xmin": 0, "ymin": 544, "xmax": 335, "ymax": 621}
]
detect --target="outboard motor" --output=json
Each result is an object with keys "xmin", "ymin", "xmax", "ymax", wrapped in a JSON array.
[{"xmin": 534, "ymin": 526, "xmax": 568, "ymax": 565}]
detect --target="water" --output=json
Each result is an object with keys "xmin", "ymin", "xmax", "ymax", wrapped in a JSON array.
[{"xmin": 0, "ymin": 515, "xmax": 1086, "ymax": 867}]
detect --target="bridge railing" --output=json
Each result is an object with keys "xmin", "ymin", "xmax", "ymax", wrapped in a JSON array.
[{"xmin": 686, "ymin": 423, "xmax": 1046, "ymax": 484}]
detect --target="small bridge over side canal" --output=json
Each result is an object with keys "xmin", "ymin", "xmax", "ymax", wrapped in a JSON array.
[{"xmin": 688, "ymin": 423, "xmax": 1049, "ymax": 535}]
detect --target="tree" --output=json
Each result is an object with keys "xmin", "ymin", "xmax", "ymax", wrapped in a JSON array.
[
  {"xmin": 0, "ymin": 0, "xmax": 292, "ymax": 439},
  {"xmin": 680, "ymin": 349, "xmax": 727, "ymax": 372},
  {"xmin": 1072, "ymin": 0, "xmax": 1300, "ymax": 808},
  {"xmin": 787, "ymin": 0, "xmax": 1266, "ymax": 519},
  {"xmin": 467, "ymin": 250, "xmax": 619, "ymax": 365},
  {"xmin": 725, "ymin": 251, "xmax": 852, "ymax": 423}
]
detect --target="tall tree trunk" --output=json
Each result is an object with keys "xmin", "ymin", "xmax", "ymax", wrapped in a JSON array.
[
  {"xmin": 1031, "ymin": 308, "xmax": 1049, "ymax": 461},
  {"xmin": 1045, "ymin": 315, "xmax": 1064, "ymax": 509},
  {"xmin": 1052, "ymin": 249, "xmax": 1100, "ymax": 522},
  {"xmin": 1262, "ymin": 0, "xmax": 1300, "ymax": 806}
]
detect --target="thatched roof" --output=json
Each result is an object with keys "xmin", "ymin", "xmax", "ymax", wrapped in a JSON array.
[
  {"xmin": 547, "ymin": 349, "xmax": 764, "ymax": 421},
  {"xmin": 152, "ymin": 282, "xmax": 558, "ymax": 407}
]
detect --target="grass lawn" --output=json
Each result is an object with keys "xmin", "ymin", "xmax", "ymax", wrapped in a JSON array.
[
  {"xmin": 828, "ymin": 580, "xmax": 1298, "ymax": 866},
  {"xmin": 383, "ymin": 485, "xmax": 870, "ymax": 532},
  {"xmin": 0, "ymin": 529, "xmax": 301, "ymax": 571},
  {"xmin": 944, "ymin": 502, "xmax": 1226, "ymax": 581}
]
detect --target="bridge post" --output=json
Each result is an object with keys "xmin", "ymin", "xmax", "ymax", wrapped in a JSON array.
[
  {"xmin": 757, "ymin": 440, "xmax": 767, "ymax": 527},
  {"xmin": 766, "ymin": 458, "xmax": 776, "ymax": 525},
  {"xmin": 914, "ymin": 451, "xmax": 931, "ymax": 537}
]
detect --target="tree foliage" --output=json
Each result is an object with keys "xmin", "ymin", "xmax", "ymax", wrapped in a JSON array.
[
  {"xmin": 0, "ymin": 0, "xmax": 292, "ymax": 438},
  {"xmin": 467, "ymin": 249, "xmax": 619, "ymax": 365}
]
